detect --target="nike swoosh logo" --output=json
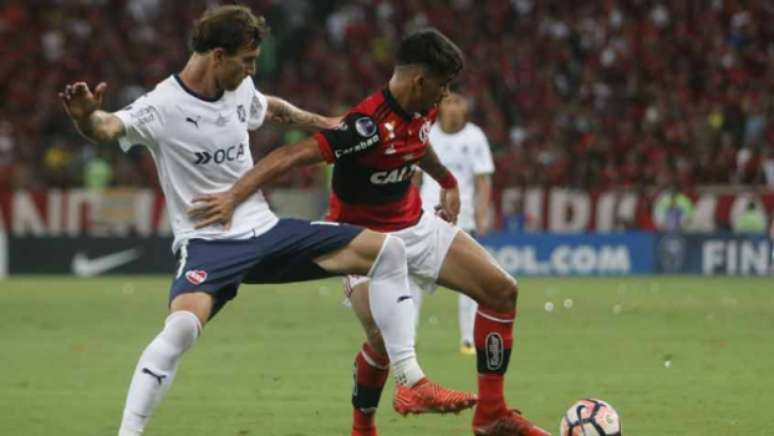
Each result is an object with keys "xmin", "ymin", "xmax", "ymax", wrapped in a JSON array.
[
  {"xmin": 397, "ymin": 295, "xmax": 412, "ymax": 303},
  {"xmin": 71, "ymin": 248, "xmax": 142, "ymax": 277}
]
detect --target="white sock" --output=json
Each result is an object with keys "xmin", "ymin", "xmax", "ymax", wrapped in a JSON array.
[
  {"xmin": 392, "ymin": 355, "xmax": 425, "ymax": 387},
  {"xmin": 367, "ymin": 235, "xmax": 424, "ymax": 386},
  {"xmin": 118, "ymin": 311, "xmax": 201, "ymax": 435},
  {"xmin": 458, "ymin": 293, "xmax": 477, "ymax": 346},
  {"xmin": 410, "ymin": 281, "xmax": 423, "ymax": 329}
]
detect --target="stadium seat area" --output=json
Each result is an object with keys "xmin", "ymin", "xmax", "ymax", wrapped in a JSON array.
[{"xmin": 1, "ymin": 0, "xmax": 773, "ymax": 192}]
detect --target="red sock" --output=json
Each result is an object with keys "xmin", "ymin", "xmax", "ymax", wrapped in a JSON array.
[
  {"xmin": 352, "ymin": 343, "xmax": 389, "ymax": 433},
  {"xmin": 473, "ymin": 306, "xmax": 515, "ymax": 424}
]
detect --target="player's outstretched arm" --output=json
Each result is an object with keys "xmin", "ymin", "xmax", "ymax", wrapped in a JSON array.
[
  {"xmin": 188, "ymin": 136, "xmax": 325, "ymax": 229},
  {"xmin": 59, "ymin": 81, "xmax": 124, "ymax": 144},
  {"xmin": 265, "ymin": 95, "xmax": 341, "ymax": 130},
  {"xmin": 418, "ymin": 145, "xmax": 460, "ymax": 224}
]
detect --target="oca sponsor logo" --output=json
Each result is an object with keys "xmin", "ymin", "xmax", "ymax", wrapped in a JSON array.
[{"xmin": 193, "ymin": 144, "xmax": 246, "ymax": 165}]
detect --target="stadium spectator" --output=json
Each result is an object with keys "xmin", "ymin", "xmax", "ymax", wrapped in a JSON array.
[
  {"xmin": 653, "ymin": 186, "xmax": 694, "ymax": 232},
  {"xmin": 2, "ymin": 0, "xmax": 773, "ymax": 222},
  {"xmin": 731, "ymin": 198, "xmax": 768, "ymax": 234},
  {"xmin": 83, "ymin": 147, "xmax": 113, "ymax": 190},
  {"xmin": 503, "ymin": 190, "xmax": 535, "ymax": 233}
]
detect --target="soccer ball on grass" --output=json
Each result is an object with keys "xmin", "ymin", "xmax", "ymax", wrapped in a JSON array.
[{"xmin": 559, "ymin": 399, "xmax": 621, "ymax": 435}]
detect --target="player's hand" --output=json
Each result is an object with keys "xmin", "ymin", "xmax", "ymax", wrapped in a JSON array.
[
  {"xmin": 188, "ymin": 191, "xmax": 237, "ymax": 230},
  {"xmin": 436, "ymin": 187, "xmax": 460, "ymax": 224},
  {"xmin": 59, "ymin": 81, "xmax": 107, "ymax": 120},
  {"xmin": 325, "ymin": 115, "xmax": 344, "ymax": 129}
]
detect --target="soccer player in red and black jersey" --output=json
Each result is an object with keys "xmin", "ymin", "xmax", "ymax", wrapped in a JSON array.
[{"xmin": 190, "ymin": 29, "xmax": 550, "ymax": 436}]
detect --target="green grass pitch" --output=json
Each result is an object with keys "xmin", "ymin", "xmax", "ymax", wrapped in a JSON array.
[{"xmin": 1, "ymin": 276, "xmax": 773, "ymax": 435}]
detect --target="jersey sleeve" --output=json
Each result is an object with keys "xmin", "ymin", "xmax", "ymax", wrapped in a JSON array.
[
  {"xmin": 313, "ymin": 112, "xmax": 381, "ymax": 163},
  {"xmin": 471, "ymin": 129, "xmax": 495, "ymax": 175},
  {"xmin": 427, "ymin": 107, "xmax": 439, "ymax": 122},
  {"xmin": 248, "ymin": 85, "xmax": 269, "ymax": 130},
  {"xmin": 114, "ymin": 93, "xmax": 164, "ymax": 152}
]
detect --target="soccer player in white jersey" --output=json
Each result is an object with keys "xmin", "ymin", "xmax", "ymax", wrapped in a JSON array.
[
  {"xmin": 59, "ymin": 6, "xmax": 466, "ymax": 435},
  {"xmin": 418, "ymin": 92, "xmax": 495, "ymax": 355}
]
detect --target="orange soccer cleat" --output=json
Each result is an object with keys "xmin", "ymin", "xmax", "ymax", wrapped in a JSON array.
[
  {"xmin": 473, "ymin": 409, "xmax": 551, "ymax": 436},
  {"xmin": 393, "ymin": 378, "xmax": 477, "ymax": 415}
]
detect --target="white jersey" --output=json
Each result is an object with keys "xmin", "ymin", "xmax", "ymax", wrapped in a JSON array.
[
  {"xmin": 420, "ymin": 123, "xmax": 494, "ymax": 231},
  {"xmin": 115, "ymin": 75, "xmax": 278, "ymax": 252}
]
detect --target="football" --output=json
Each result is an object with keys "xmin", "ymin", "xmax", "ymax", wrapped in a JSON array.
[{"xmin": 560, "ymin": 399, "xmax": 621, "ymax": 436}]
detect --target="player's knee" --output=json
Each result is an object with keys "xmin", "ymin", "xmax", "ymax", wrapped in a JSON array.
[
  {"xmin": 382, "ymin": 234, "xmax": 406, "ymax": 260},
  {"xmin": 484, "ymin": 274, "xmax": 518, "ymax": 312},
  {"xmin": 162, "ymin": 310, "xmax": 201, "ymax": 353},
  {"xmin": 372, "ymin": 234, "xmax": 407, "ymax": 273}
]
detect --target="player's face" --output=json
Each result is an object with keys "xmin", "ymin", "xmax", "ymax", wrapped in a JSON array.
[
  {"xmin": 215, "ymin": 46, "xmax": 261, "ymax": 91},
  {"xmin": 416, "ymin": 72, "xmax": 454, "ymax": 112},
  {"xmin": 439, "ymin": 93, "xmax": 467, "ymax": 127}
]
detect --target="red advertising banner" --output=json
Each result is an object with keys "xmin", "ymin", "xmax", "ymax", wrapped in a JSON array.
[
  {"xmin": 0, "ymin": 190, "xmax": 170, "ymax": 237},
  {"xmin": 0, "ymin": 188, "xmax": 772, "ymax": 235}
]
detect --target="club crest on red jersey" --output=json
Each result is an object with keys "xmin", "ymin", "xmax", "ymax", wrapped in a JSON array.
[
  {"xmin": 185, "ymin": 269, "xmax": 208, "ymax": 285},
  {"xmin": 383, "ymin": 121, "xmax": 396, "ymax": 139}
]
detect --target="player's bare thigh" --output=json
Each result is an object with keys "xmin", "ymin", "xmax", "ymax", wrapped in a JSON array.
[
  {"xmin": 170, "ymin": 292, "xmax": 215, "ymax": 326},
  {"xmin": 313, "ymin": 229, "xmax": 386, "ymax": 276},
  {"xmin": 436, "ymin": 231, "xmax": 518, "ymax": 312}
]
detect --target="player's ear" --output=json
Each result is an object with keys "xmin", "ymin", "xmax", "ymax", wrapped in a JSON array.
[
  {"xmin": 413, "ymin": 72, "xmax": 426, "ymax": 92},
  {"xmin": 212, "ymin": 48, "xmax": 225, "ymax": 65}
]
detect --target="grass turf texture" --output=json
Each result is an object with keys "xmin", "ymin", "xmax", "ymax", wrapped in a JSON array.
[{"xmin": 1, "ymin": 276, "xmax": 772, "ymax": 435}]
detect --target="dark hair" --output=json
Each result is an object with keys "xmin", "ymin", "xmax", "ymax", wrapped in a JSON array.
[
  {"xmin": 396, "ymin": 28, "xmax": 464, "ymax": 77},
  {"xmin": 190, "ymin": 5, "xmax": 270, "ymax": 55},
  {"xmin": 449, "ymin": 82, "xmax": 466, "ymax": 94}
]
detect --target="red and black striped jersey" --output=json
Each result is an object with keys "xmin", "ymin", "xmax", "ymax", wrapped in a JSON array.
[{"xmin": 313, "ymin": 87, "xmax": 437, "ymax": 231}]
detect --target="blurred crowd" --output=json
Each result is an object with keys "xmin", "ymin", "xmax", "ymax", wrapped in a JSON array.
[{"xmin": 2, "ymin": 0, "xmax": 774, "ymax": 193}]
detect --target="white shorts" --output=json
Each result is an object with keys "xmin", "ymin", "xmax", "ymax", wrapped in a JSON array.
[{"xmin": 344, "ymin": 212, "xmax": 460, "ymax": 297}]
